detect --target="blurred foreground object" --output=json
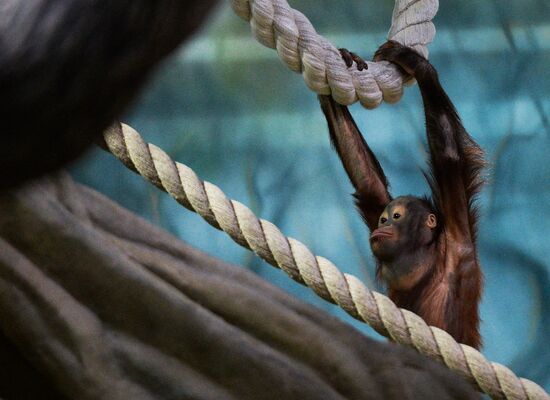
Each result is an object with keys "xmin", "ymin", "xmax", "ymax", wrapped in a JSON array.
[{"xmin": 0, "ymin": 0, "xmax": 217, "ymax": 190}]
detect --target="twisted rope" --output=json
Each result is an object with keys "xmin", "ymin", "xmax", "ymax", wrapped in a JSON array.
[
  {"xmin": 230, "ymin": 0, "xmax": 438, "ymax": 108},
  {"xmin": 102, "ymin": 123, "xmax": 549, "ymax": 400}
]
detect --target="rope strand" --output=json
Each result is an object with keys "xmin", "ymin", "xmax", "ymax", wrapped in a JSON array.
[{"xmin": 102, "ymin": 123, "xmax": 550, "ymax": 400}]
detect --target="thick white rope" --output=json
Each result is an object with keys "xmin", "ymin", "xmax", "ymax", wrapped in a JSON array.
[
  {"xmin": 230, "ymin": 0, "xmax": 438, "ymax": 108},
  {"xmin": 102, "ymin": 123, "xmax": 550, "ymax": 400}
]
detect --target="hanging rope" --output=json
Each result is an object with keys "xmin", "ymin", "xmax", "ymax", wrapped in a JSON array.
[
  {"xmin": 101, "ymin": 123, "xmax": 549, "ymax": 400},
  {"xmin": 230, "ymin": 0, "xmax": 438, "ymax": 108}
]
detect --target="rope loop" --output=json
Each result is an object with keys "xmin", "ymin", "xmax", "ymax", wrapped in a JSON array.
[{"xmin": 230, "ymin": 0, "xmax": 438, "ymax": 107}]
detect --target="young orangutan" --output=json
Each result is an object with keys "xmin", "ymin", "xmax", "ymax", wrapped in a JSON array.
[{"xmin": 319, "ymin": 41, "xmax": 485, "ymax": 348}]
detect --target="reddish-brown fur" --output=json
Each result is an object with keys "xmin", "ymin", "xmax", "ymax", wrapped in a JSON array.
[{"xmin": 319, "ymin": 41, "xmax": 485, "ymax": 348}]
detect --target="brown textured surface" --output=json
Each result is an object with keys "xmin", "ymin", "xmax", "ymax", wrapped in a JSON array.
[{"xmin": 0, "ymin": 174, "xmax": 477, "ymax": 399}]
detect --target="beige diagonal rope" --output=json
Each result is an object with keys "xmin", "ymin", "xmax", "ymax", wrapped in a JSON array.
[
  {"xmin": 102, "ymin": 123, "xmax": 549, "ymax": 400},
  {"xmin": 230, "ymin": 0, "xmax": 438, "ymax": 108}
]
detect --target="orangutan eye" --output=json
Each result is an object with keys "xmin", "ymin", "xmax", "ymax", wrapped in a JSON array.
[
  {"xmin": 393, "ymin": 213, "xmax": 401, "ymax": 220},
  {"xmin": 380, "ymin": 217, "xmax": 387, "ymax": 224}
]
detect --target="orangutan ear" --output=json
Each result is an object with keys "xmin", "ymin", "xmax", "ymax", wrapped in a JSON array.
[{"xmin": 426, "ymin": 213, "xmax": 437, "ymax": 229}]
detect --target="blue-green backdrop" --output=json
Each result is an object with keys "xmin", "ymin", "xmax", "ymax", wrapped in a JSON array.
[{"xmin": 73, "ymin": 0, "xmax": 550, "ymax": 389}]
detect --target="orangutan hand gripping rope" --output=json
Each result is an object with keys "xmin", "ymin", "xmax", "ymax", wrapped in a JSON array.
[{"xmin": 319, "ymin": 41, "xmax": 486, "ymax": 348}]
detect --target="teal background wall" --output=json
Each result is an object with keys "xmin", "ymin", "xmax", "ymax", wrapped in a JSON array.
[{"xmin": 73, "ymin": 0, "xmax": 550, "ymax": 389}]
